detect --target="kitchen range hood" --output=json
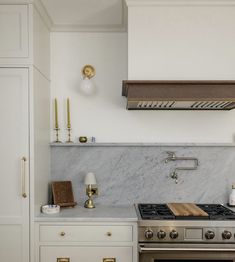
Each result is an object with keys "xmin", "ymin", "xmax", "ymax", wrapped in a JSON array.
[
  {"xmin": 122, "ymin": 80, "xmax": 235, "ymax": 110},
  {"xmin": 123, "ymin": 0, "xmax": 235, "ymax": 110}
]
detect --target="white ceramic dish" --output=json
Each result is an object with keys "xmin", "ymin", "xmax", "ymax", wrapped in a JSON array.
[{"xmin": 41, "ymin": 205, "xmax": 60, "ymax": 214}]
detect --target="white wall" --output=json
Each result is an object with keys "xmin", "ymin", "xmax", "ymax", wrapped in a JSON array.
[{"xmin": 51, "ymin": 29, "xmax": 235, "ymax": 143}]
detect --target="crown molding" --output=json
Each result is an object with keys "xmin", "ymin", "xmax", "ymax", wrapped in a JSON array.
[
  {"xmin": 33, "ymin": 0, "xmax": 53, "ymax": 30},
  {"xmin": 51, "ymin": 24, "xmax": 127, "ymax": 33},
  {"xmin": 49, "ymin": 0, "xmax": 127, "ymax": 32},
  {"xmin": 126, "ymin": 0, "xmax": 235, "ymax": 6},
  {"xmin": 0, "ymin": 0, "xmax": 127, "ymax": 32},
  {"xmin": 0, "ymin": 0, "xmax": 32, "ymax": 3}
]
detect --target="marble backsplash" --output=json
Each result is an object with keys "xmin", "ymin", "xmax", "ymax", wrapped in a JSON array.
[{"xmin": 51, "ymin": 144, "xmax": 235, "ymax": 206}]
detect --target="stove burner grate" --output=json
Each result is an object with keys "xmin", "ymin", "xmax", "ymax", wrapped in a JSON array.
[
  {"xmin": 138, "ymin": 203, "xmax": 235, "ymax": 220},
  {"xmin": 138, "ymin": 204, "xmax": 175, "ymax": 220},
  {"xmin": 197, "ymin": 204, "xmax": 235, "ymax": 220}
]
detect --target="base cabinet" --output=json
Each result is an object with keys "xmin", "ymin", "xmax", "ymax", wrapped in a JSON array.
[
  {"xmin": 40, "ymin": 246, "xmax": 132, "ymax": 262},
  {"xmin": 35, "ymin": 222, "xmax": 137, "ymax": 262}
]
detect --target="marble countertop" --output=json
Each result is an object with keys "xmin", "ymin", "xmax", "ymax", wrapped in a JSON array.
[
  {"xmin": 35, "ymin": 205, "xmax": 138, "ymax": 222},
  {"xmin": 35, "ymin": 203, "xmax": 235, "ymax": 223}
]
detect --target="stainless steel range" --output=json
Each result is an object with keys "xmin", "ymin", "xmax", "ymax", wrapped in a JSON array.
[{"xmin": 137, "ymin": 203, "xmax": 235, "ymax": 262}]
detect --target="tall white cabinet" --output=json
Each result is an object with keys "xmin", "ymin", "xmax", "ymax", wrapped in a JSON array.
[
  {"xmin": 0, "ymin": 2, "xmax": 51, "ymax": 262},
  {"xmin": 0, "ymin": 68, "xmax": 29, "ymax": 262}
]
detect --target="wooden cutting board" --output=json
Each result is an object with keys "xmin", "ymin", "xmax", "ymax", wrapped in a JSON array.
[{"xmin": 167, "ymin": 203, "xmax": 209, "ymax": 217}]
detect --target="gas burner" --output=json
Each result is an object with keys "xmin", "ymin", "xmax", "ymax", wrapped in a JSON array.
[
  {"xmin": 138, "ymin": 204, "xmax": 175, "ymax": 220},
  {"xmin": 197, "ymin": 204, "xmax": 235, "ymax": 220},
  {"xmin": 138, "ymin": 203, "xmax": 235, "ymax": 220}
]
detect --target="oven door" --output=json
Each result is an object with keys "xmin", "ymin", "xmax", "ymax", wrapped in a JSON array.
[{"xmin": 139, "ymin": 244, "xmax": 235, "ymax": 262}]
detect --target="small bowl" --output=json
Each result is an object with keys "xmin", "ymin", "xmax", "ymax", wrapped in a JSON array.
[
  {"xmin": 79, "ymin": 136, "xmax": 87, "ymax": 143},
  {"xmin": 41, "ymin": 205, "xmax": 60, "ymax": 214}
]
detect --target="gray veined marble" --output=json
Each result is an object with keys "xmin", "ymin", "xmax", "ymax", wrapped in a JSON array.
[
  {"xmin": 35, "ymin": 205, "xmax": 138, "ymax": 222},
  {"xmin": 51, "ymin": 145, "xmax": 235, "ymax": 206}
]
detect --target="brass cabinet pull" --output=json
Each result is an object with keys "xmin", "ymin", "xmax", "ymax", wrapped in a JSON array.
[
  {"xmin": 103, "ymin": 258, "xmax": 116, "ymax": 262},
  {"xmin": 57, "ymin": 258, "xmax": 70, "ymax": 262},
  {"xmin": 106, "ymin": 232, "xmax": 112, "ymax": 237},
  {"xmin": 60, "ymin": 231, "xmax": 66, "ymax": 236},
  {"xmin": 21, "ymin": 157, "xmax": 27, "ymax": 198}
]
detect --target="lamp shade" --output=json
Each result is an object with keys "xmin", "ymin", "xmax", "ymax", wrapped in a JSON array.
[
  {"xmin": 80, "ymin": 77, "xmax": 96, "ymax": 95},
  {"xmin": 84, "ymin": 172, "xmax": 97, "ymax": 185}
]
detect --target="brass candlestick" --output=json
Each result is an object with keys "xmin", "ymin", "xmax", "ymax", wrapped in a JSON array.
[
  {"xmin": 66, "ymin": 98, "xmax": 73, "ymax": 143},
  {"xmin": 54, "ymin": 98, "xmax": 61, "ymax": 143},
  {"xmin": 66, "ymin": 127, "xmax": 73, "ymax": 143},
  {"xmin": 54, "ymin": 127, "xmax": 61, "ymax": 143}
]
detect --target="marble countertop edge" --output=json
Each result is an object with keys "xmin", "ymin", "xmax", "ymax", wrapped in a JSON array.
[
  {"xmin": 50, "ymin": 142, "xmax": 235, "ymax": 147},
  {"xmin": 34, "ymin": 205, "xmax": 138, "ymax": 222},
  {"xmin": 34, "ymin": 204, "xmax": 235, "ymax": 222}
]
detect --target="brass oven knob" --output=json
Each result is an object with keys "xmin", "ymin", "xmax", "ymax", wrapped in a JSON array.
[
  {"xmin": 205, "ymin": 230, "xmax": 215, "ymax": 240},
  {"xmin": 170, "ymin": 230, "xmax": 178, "ymax": 239},
  {"xmin": 222, "ymin": 230, "xmax": 232, "ymax": 240},
  {"xmin": 145, "ymin": 228, "xmax": 154, "ymax": 239},
  {"xmin": 157, "ymin": 230, "xmax": 166, "ymax": 239}
]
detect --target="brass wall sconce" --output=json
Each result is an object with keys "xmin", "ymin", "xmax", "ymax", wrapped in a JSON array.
[
  {"xmin": 84, "ymin": 172, "xmax": 98, "ymax": 209},
  {"xmin": 80, "ymin": 65, "xmax": 96, "ymax": 95}
]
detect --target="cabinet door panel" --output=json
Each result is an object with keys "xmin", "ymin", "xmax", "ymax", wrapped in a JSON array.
[
  {"xmin": 0, "ymin": 68, "xmax": 29, "ymax": 262},
  {"xmin": 40, "ymin": 246, "xmax": 132, "ymax": 262},
  {"xmin": 0, "ymin": 5, "xmax": 28, "ymax": 57},
  {"xmin": 0, "ymin": 225, "xmax": 22, "ymax": 261}
]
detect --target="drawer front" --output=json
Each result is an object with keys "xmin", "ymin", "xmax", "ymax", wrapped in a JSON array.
[
  {"xmin": 40, "ymin": 225, "xmax": 133, "ymax": 242},
  {"xmin": 40, "ymin": 246, "xmax": 132, "ymax": 262}
]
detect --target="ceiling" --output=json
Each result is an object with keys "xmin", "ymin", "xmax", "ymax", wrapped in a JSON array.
[{"xmin": 40, "ymin": 0, "xmax": 127, "ymax": 32}]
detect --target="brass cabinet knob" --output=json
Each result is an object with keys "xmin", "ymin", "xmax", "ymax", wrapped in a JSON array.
[
  {"xmin": 103, "ymin": 258, "xmax": 116, "ymax": 262},
  {"xmin": 57, "ymin": 258, "xmax": 70, "ymax": 262},
  {"xmin": 60, "ymin": 231, "xmax": 66, "ymax": 236},
  {"xmin": 106, "ymin": 232, "xmax": 112, "ymax": 237},
  {"xmin": 22, "ymin": 193, "xmax": 27, "ymax": 198}
]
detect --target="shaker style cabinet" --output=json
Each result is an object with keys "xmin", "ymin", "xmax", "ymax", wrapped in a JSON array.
[
  {"xmin": 35, "ymin": 222, "xmax": 137, "ymax": 262},
  {"xmin": 0, "ymin": 2, "xmax": 51, "ymax": 262},
  {"xmin": 0, "ymin": 68, "xmax": 29, "ymax": 262},
  {"xmin": 0, "ymin": 5, "xmax": 28, "ymax": 58},
  {"xmin": 40, "ymin": 246, "xmax": 132, "ymax": 262}
]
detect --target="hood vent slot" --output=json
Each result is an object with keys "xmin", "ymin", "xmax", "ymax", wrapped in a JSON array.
[
  {"xmin": 134, "ymin": 101, "xmax": 234, "ymax": 110},
  {"xmin": 122, "ymin": 81, "xmax": 235, "ymax": 110}
]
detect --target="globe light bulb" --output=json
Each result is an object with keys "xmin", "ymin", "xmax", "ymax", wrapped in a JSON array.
[{"xmin": 80, "ymin": 77, "xmax": 95, "ymax": 95}]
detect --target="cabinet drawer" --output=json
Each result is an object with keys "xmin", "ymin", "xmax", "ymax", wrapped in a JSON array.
[
  {"xmin": 40, "ymin": 225, "xmax": 133, "ymax": 242},
  {"xmin": 40, "ymin": 246, "xmax": 132, "ymax": 262}
]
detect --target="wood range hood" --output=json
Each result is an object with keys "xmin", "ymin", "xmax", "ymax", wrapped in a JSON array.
[{"xmin": 122, "ymin": 80, "xmax": 235, "ymax": 110}]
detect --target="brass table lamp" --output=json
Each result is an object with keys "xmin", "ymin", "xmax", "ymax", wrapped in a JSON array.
[{"xmin": 84, "ymin": 172, "xmax": 98, "ymax": 209}]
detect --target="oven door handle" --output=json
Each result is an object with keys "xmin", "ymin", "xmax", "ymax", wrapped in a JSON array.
[{"xmin": 139, "ymin": 247, "xmax": 235, "ymax": 253}]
